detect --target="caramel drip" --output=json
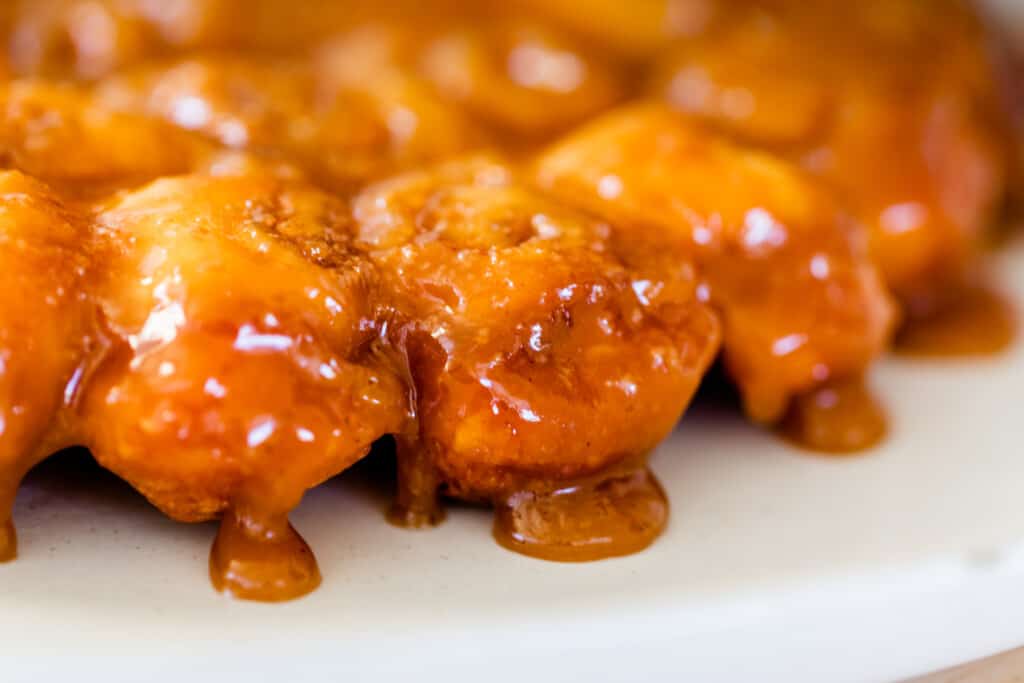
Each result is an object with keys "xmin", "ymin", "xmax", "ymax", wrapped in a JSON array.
[
  {"xmin": 0, "ymin": 483, "xmax": 17, "ymax": 562},
  {"xmin": 387, "ymin": 438, "xmax": 445, "ymax": 529},
  {"xmin": 0, "ymin": 518, "xmax": 16, "ymax": 562},
  {"xmin": 209, "ymin": 509, "xmax": 321, "ymax": 602},
  {"xmin": 895, "ymin": 283, "xmax": 1016, "ymax": 357},
  {"xmin": 493, "ymin": 463, "xmax": 668, "ymax": 562},
  {"xmin": 780, "ymin": 377, "xmax": 887, "ymax": 454}
]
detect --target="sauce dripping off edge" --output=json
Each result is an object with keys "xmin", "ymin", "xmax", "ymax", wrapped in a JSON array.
[
  {"xmin": 209, "ymin": 509, "xmax": 321, "ymax": 602},
  {"xmin": 0, "ymin": 518, "xmax": 16, "ymax": 562},
  {"xmin": 779, "ymin": 377, "xmax": 888, "ymax": 454}
]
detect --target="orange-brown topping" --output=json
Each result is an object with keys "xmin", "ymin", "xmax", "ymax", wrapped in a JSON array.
[
  {"xmin": 779, "ymin": 377, "xmax": 888, "ymax": 454},
  {"xmin": 535, "ymin": 105, "xmax": 896, "ymax": 424},
  {"xmin": 649, "ymin": 0, "xmax": 1013, "ymax": 306},
  {"xmin": 0, "ymin": 0, "xmax": 1017, "ymax": 601}
]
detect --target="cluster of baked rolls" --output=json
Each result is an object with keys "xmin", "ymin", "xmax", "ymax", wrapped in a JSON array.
[{"xmin": 0, "ymin": 0, "xmax": 1017, "ymax": 601}]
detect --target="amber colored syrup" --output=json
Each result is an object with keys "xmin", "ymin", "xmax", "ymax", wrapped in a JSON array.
[
  {"xmin": 0, "ymin": 518, "xmax": 16, "ymax": 562},
  {"xmin": 779, "ymin": 377, "xmax": 888, "ymax": 454},
  {"xmin": 0, "ymin": 10, "xmax": 1011, "ymax": 601},
  {"xmin": 386, "ymin": 439, "xmax": 445, "ymax": 529},
  {"xmin": 895, "ymin": 283, "xmax": 1016, "ymax": 357},
  {"xmin": 493, "ymin": 463, "xmax": 668, "ymax": 562},
  {"xmin": 209, "ymin": 510, "xmax": 321, "ymax": 602}
]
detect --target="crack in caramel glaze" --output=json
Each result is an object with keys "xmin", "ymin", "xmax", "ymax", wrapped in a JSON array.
[
  {"xmin": 895, "ymin": 283, "xmax": 1017, "ymax": 357},
  {"xmin": 494, "ymin": 463, "xmax": 668, "ymax": 562},
  {"xmin": 0, "ymin": 518, "xmax": 16, "ymax": 562},
  {"xmin": 779, "ymin": 377, "xmax": 888, "ymax": 454},
  {"xmin": 209, "ymin": 510, "xmax": 321, "ymax": 603}
]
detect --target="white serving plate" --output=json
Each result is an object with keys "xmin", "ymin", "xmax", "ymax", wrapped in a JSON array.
[{"xmin": 1, "ymin": 235, "xmax": 1023, "ymax": 682}]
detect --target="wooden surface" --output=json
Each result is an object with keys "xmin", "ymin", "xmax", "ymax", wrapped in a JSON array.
[{"xmin": 911, "ymin": 648, "xmax": 1024, "ymax": 683}]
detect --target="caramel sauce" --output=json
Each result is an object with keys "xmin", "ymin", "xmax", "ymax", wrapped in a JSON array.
[
  {"xmin": 493, "ymin": 462, "xmax": 668, "ymax": 562},
  {"xmin": 0, "ymin": 481, "xmax": 15, "ymax": 562},
  {"xmin": 0, "ymin": 518, "xmax": 15, "ymax": 562},
  {"xmin": 387, "ymin": 438, "xmax": 445, "ymax": 529},
  {"xmin": 0, "ymin": 0, "xmax": 1015, "ymax": 602},
  {"xmin": 534, "ymin": 105, "xmax": 897, "ymax": 430},
  {"xmin": 362, "ymin": 158, "xmax": 715, "ymax": 561},
  {"xmin": 895, "ymin": 283, "xmax": 1017, "ymax": 357},
  {"xmin": 209, "ymin": 509, "xmax": 321, "ymax": 603},
  {"xmin": 779, "ymin": 377, "xmax": 888, "ymax": 454}
]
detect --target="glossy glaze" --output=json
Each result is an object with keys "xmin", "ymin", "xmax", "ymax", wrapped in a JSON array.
[
  {"xmin": 355, "ymin": 157, "xmax": 720, "ymax": 557},
  {"xmin": 0, "ymin": 0, "xmax": 1016, "ymax": 601},
  {"xmin": 210, "ymin": 507, "xmax": 322, "ymax": 602},
  {"xmin": 417, "ymin": 19, "xmax": 628, "ymax": 140},
  {"xmin": 535, "ymin": 105, "xmax": 896, "ymax": 426},
  {"xmin": 387, "ymin": 437, "xmax": 445, "ymax": 529},
  {"xmin": 779, "ymin": 377, "xmax": 888, "ymax": 454},
  {"xmin": 0, "ymin": 172, "xmax": 417, "ymax": 600},
  {"xmin": 6, "ymin": 0, "xmax": 468, "ymax": 78},
  {"xmin": 84, "ymin": 176, "xmax": 411, "ymax": 600},
  {"xmin": 95, "ymin": 53, "xmax": 480, "ymax": 193},
  {"xmin": 0, "ymin": 160, "xmax": 722, "ymax": 594},
  {"xmin": 0, "ymin": 171, "xmax": 92, "ymax": 561},
  {"xmin": 649, "ymin": 0, "xmax": 1014, "ymax": 309},
  {"xmin": 8, "ymin": 0, "xmax": 632, "ymax": 143},
  {"xmin": 0, "ymin": 80, "xmax": 212, "ymax": 196}
]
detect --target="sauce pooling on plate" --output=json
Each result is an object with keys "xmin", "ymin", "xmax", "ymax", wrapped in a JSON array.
[
  {"xmin": 779, "ymin": 377, "xmax": 888, "ymax": 454},
  {"xmin": 895, "ymin": 283, "xmax": 1017, "ymax": 357}
]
